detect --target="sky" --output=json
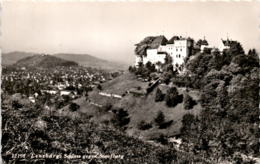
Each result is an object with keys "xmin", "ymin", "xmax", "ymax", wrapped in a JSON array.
[{"xmin": 1, "ymin": 1, "xmax": 260, "ymax": 64}]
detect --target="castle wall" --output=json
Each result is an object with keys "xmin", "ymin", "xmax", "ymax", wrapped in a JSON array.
[
  {"xmin": 143, "ymin": 49, "xmax": 166, "ymax": 65},
  {"xmin": 135, "ymin": 56, "xmax": 143, "ymax": 66}
]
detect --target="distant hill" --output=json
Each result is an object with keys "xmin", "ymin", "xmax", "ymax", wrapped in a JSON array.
[
  {"xmin": 13, "ymin": 54, "xmax": 78, "ymax": 68},
  {"xmin": 2, "ymin": 51, "xmax": 36, "ymax": 66},
  {"xmin": 54, "ymin": 53, "xmax": 127, "ymax": 71},
  {"xmin": 2, "ymin": 51, "xmax": 127, "ymax": 71}
]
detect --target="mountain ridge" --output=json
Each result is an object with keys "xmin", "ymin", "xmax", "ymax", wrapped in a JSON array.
[
  {"xmin": 2, "ymin": 51, "xmax": 127, "ymax": 71},
  {"xmin": 13, "ymin": 54, "xmax": 78, "ymax": 68}
]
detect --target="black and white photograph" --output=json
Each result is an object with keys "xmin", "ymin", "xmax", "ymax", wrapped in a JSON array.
[{"xmin": 1, "ymin": 1, "xmax": 259, "ymax": 163}]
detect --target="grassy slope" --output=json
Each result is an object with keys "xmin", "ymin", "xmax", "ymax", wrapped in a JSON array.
[
  {"xmin": 72, "ymin": 72, "xmax": 201, "ymax": 140},
  {"xmin": 100, "ymin": 72, "xmax": 148, "ymax": 95}
]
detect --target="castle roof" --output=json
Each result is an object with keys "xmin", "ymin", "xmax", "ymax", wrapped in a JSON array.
[
  {"xmin": 167, "ymin": 36, "xmax": 180, "ymax": 44},
  {"xmin": 222, "ymin": 39, "xmax": 234, "ymax": 46},
  {"xmin": 149, "ymin": 35, "xmax": 168, "ymax": 49}
]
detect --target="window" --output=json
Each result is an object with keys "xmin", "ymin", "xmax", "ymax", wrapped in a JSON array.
[{"xmin": 176, "ymin": 48, "xmax": 178, "ymax": 51}]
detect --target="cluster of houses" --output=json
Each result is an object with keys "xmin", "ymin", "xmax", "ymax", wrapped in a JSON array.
[
  {"xmin": 2, "ymin": 66, "xmax": 110, "ymax": 104},
  {"xmin": 135, "ymin": 35, "xmax": 232, "ymax": 72}
]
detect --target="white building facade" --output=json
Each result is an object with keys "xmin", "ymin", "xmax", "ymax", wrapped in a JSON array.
[
  {"xmin": 135, "ymin": 36, "xmax": 231, "ymax": 73},
  {"xmin": 135, "ymin": 38, "xmax": 192, "ymax": 72}
]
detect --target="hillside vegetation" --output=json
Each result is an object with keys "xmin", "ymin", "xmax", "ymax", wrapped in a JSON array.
[
  {"xmin": 70, "ymin": 72, "xmax": 201, "ymax": 141},
  {"xmin": 175, "ymin": 44, "xmax": 259, "ymax": 162},
  {"xmin": 2, "ymin": 101, "xmax": 179, "ymax": 164},
  {"xmin": 72, "ymin": 41, "xmax": 259, "ymax": 162}
]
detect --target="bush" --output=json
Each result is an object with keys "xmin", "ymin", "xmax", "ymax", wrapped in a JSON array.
[
  {"xmin": 155, "ymin": 88, "xmax": 164, "ymax": 102},
  {"xmin": 145, "ymin": 61, "xmax": 156, "ymax": 72},
  {"xmin": 183, "ymin": 94, "xmax": 197, "ymax": 110},
  {"xmin": 111, "ymin": 108, "xmax": 130, "ymax": 130},
  {"xmin": 165, "ymin": 87, "xmax": 183, "ymax": 107},
  {"xmin": 69, "ymin": 103, "xmax": 80, "ymax": 112},
  {"xmin": 97, "ymin": 84, "xmax": 102, "ymax": 90},
  {"xmin": 137, "ymin": 120, "xmax": 152, "ymax": 130},
  {"xmin": 154, "ymin": 111, "xmax": 165, "ymax": 127},
  {"xmin": 162, "ymin": 72, "xmax": 173, "ymax": 85},
  {"xmin": 159, "ymin": 120, "xmax": 173, "ymax": 129}
]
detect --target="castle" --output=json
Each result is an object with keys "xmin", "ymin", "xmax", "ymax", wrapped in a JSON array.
[{"xmin": 135, "ymin": 35, "xmax": 231, "ymax": 72}]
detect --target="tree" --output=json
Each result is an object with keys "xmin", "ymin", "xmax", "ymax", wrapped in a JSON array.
[
  {"xmin": 111, "ymin": 108, "xmax": 130, "ymax": 130},
  {"xmin": 154, "ymin": 111, "xmax": 165, "ymax": 127},
  {"xmin": 183, "ymin": 94, "xmax": 197, "ymax": 110},
  {"xmin": 69, "ymin": 103, "xmax": 80, "ymax": 112},
  {"xmin": 97, "ymin": 84, "xmax": 102, "ymax": 90},
  {"xmin": 225, "ymin": 40, "xmax": 244, "ymax": 55},
  {"xmin": 164, "ymin": 54, "xmax": 173, "ymax": 65},
  {"xmin": 145, "ymin": 61, "xmax": 156, "ymax": 72},
  {"xmin": 196, "ymin": 39, "xmax": 208, "ymax": 47},
  {"xmin": 165, "ymin": 87, "xmax": 183, "ymax": 107},
  {"xmin": 155, "ymin": 88, "xmax": 164, "ymax": 102}
]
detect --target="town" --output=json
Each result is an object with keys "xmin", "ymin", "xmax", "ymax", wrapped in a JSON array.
[{"xmin": 1, "ymin": 65, "xmax": 121, "ymax": 111}]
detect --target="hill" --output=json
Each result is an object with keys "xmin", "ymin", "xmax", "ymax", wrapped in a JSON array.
[
  {"xmin": 1, "ymin": 51, "xmax": 36, "ymax": 66},
  {"xmin": 2, "ymin": 51, "xmax": 127, "ymax": 71},
  {"xmin": 55, "ymin": 53, "xmax": 127, "ymax": 71},
  {"xmin": 65, "ymin": 72, "xmax": 202, "ymax": 140},
  {"xmin": 13, "ymin": 54, "xmax": 78, "ymax": 68}
]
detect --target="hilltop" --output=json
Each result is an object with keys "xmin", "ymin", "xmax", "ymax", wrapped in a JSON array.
[
  {"xmin": 2, "ymin": 51, "xmax": 127, "ymax": 71},
  {"xmin": 13, "ymin": 54, "xmax": 78, "ymax": 68}
]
